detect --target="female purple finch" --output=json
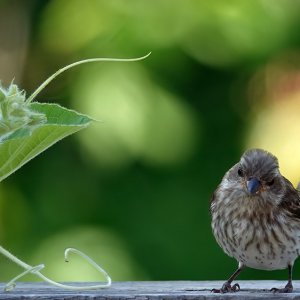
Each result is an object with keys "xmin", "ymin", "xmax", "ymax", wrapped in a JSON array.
[{"xmin": 211, "ymin": 149, "xmax": 300, "ymax": 293}]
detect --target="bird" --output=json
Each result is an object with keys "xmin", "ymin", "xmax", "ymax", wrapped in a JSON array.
[{"xmin": 210, "ymin": 148, "xmax": 300, "ymax": 293}]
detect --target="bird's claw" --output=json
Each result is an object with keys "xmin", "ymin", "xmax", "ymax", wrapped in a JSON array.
[
  {"xmin": 270, "ymin": 283, "xmax": 293, "ymax": 293},
  {"xmin": 211, "ymin": 282, "xmax": 240, "ymax": 293}
]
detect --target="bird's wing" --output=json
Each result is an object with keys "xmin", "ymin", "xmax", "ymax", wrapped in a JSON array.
[{"xmin": 279, "ymin": 177, "xmax": 300, "ymax": 219}]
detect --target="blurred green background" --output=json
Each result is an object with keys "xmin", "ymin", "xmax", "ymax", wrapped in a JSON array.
[{"xmin": 1, "ymin": 0, "xmax": 300, "ymax": 283}]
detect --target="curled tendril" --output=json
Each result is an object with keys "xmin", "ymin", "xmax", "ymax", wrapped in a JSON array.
[
  {"xmin": 5, "ymin": 264, "xmax": 45, "ymax": 292},
  {"xmin": 0, "ymin": 245, "xmax": 111, "ymax": 292}
]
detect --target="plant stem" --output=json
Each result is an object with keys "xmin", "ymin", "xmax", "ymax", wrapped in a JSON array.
[{"xmin": 26, "ymin": 52, "xmax": 151, "ymax": 104}]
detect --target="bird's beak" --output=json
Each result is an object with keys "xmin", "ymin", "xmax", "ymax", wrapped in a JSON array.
[{"xmin": 247, "ymin": 178, "xmax": 261, "ymax": 195}]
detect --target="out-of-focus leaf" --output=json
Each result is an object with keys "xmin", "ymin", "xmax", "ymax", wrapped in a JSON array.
[{"xmin": 0, "ymin": 102, "xmax": 92, "ymax": 182}]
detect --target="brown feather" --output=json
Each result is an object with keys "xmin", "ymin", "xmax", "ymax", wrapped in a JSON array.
[{"xmin": 279, "ymin": 177, "xmax": 300, "ymax": 219}]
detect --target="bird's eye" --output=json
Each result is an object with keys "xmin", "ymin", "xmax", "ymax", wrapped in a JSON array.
[
  {"xmin": 238, "ymin": 168, "xmax": 244, "ymax": 177},
  {"xmin": 266, "ymin": 179, "xmax": 275, "ymax": 186}
]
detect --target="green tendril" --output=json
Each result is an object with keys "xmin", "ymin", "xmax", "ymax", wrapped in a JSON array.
[
  {"xmin": 26, "ymin": 52, "xmax": 151, "ymax": 104},
  {"xmin": 0, "ymin": 245, "xmax": 111, "ymax": 291}
]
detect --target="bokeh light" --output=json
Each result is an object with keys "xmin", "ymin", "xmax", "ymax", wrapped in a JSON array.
[
  {"xmin": 247, "ymin": 54, "xmax": 300, "ymax": 185},
  {"xmin": 39, "ymin": 0, "xmax": 115, "ymax": 54},
  {"xmin": 183, "ymin": 0, "xmax": 299, "ymax": 68},
  {"xmin": 72, "ymin": 63, "xmax": 198, "ymax": 169},
  {"xmin": 29, "ymin": 227, "xmax": 147, "ymax": 281}
]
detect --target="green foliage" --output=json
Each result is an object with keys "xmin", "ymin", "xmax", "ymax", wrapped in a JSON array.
[
  {"xmin": 0, "ymin": 102, "xmax": 92, "ymax": 182},
  {"xmin": 0, "ymin": 52, "xmax": 149, "ymax": 289},
  {"xmin": 0, "ymin": 53, "xmax": 149, "ymax": 183}
]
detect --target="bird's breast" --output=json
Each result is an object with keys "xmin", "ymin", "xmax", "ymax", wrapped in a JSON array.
[{"xmin": 211, "ymin": 195, "xmax": 300, "ymax": 270}]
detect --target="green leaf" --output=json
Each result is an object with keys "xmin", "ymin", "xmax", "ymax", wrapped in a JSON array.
[{"xmin": 0, "ymin": 102, "xmax": 92, "ymax": 182}]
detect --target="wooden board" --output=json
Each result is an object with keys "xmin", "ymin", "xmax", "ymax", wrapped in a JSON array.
[{"xmin": 0, "ymin": 281, "xmax": 298, "ymax": 299}]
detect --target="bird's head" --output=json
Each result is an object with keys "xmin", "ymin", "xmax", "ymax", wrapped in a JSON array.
[{"xmin": 225, "ymin": 149, "xmax": 286, "ymax": 204}]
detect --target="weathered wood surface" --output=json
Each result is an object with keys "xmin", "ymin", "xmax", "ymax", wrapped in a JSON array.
[{"xmin": 0, "ymin": 281, "xmax": 299, "ymax": 299}]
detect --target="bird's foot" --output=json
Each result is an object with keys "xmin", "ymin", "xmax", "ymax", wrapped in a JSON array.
[
  {"xmin": 211, "ymin": 282, "xmax": 240, "ymax": 293},
  {"xmin": 270, "ymin": 282, "xmax": 293, "ymax": 293}
]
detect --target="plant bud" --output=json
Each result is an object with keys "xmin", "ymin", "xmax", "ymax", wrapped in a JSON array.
[{"xmin": 0, "ymin": 83, "xmax": 47, "ymax": 141}]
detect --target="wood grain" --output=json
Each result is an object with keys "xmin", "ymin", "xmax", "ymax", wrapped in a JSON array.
[{"xmin": 0, "ymin": 281, "xmax": 298, "ymax": 299}]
